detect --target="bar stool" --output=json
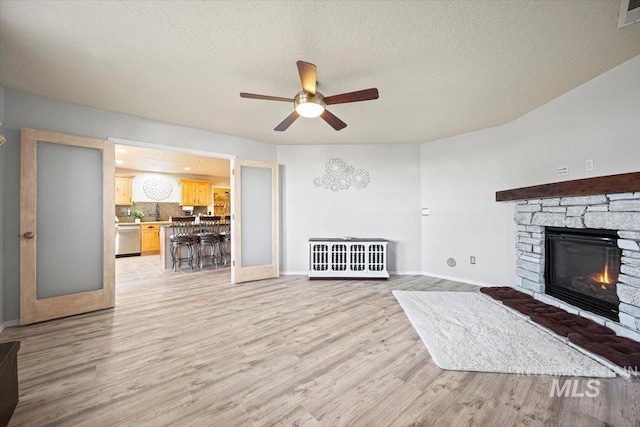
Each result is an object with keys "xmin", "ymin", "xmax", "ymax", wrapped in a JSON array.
[
  {"xmin": 219, "ymin": 215, "xmax": 231, "ymax": 265},
  {"xmin": 169, "ymin": 216, "xmax": 197, "ymax": 271},
  {"xmin": 197, "ymin": 216, "xmax": 221, "ymax": 268}
]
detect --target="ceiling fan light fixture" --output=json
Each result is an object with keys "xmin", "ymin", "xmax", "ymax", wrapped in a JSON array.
[
  {"xmin": 240, "ymin": 61, "xmax": 379, "ymax": 131},
  {"xmin": 296, "ymin": 102, "xmax": 324, "ymax": 118},
  {"xmin": 294, "ymin": 91, "xmax": 326, "ymax": 118}
]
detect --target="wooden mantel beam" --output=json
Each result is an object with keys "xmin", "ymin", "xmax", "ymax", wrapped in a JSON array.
[{"xmin": 496, "ymin": 172, "xmax": 640, "ymax": 202}]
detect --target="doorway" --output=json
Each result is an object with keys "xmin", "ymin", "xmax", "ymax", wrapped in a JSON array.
[
  {"xmin": 110, "ymin": 137, "xmax": 281, "ymax": 285},
  {"xmin": 112, "ymin": 140, "xmax": 232, "ymax": 277}
]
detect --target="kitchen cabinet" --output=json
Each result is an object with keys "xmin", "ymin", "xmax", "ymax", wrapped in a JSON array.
[
  {"xmin": 180, "ymin": 179, "xmax": 210, "ymax": 206},
  {"xmin": 115, "ymin": 175, "xmax": 134, "ymax": 205},
  {"xmin": 180, "ymin": 180, "xmax": 196, "ymax": 206},
  {"xmin": 195, "ymin": 181, "xmax": 211, "ymax": 206},
  {"xmin": 213, "ymin": 188, "xmax": 230, "ymax": 216},
  {"xmin": 141, "ymin": 224, "xmax": 160, "ymax": 253}
]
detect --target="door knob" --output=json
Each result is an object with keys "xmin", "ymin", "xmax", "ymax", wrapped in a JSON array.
[{"xmin": 22, "ymin": 232, "xmax": 35, "ymax": 239}]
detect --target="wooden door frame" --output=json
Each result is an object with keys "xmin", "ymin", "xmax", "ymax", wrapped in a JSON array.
[
  {"xmin": 231, "ymin": 159, "xmax": 279, "ymax": 283},
  {"xmin": 20, "ymin": 128, "xmax": 115, "ymax": 325}
]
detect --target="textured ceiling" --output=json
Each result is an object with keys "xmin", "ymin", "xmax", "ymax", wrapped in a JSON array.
[{"xmin": 1, "ymin": 1, "xmax": 639, "ymax": 145}]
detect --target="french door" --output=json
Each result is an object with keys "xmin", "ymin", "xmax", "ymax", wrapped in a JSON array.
[
  {"xmin": 20, "ymin": 129, "xmax": 115, "ymax": 325},
  {"xmin": 231, "ymin": 159, "xmax": 279, "ymax": 283}
]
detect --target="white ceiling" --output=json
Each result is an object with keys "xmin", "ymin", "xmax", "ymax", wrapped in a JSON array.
[
  {"xmin": 115, "ymin": 144, "xmax": 230, "ymax": 177},
  {"xmin": 1, "ymin": 1, "xmax": 639, "ymax": 145}
]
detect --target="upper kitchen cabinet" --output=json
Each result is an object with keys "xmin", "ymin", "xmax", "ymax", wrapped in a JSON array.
[
  {"xmin": 180, "ymin": 179, "xmax": 210, "ymax": 206},
  {"xmin": 115, "ymin": 175, "xmax": 134, "ymax": 205},
  {"xmin": 195, "ymin": 181, "xmax": 211, "ymax": 206},
  {"xmin": 213, "ymin": 188, "xmax": 231, "ymax": 216}
]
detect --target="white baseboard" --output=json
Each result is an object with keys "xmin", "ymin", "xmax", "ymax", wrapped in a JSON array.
[
  {"xmin": 281, "ymin": 271, "xmax": 488, "ymax": 281},
  {"xmin": 280, "ymin": 271, "xmax": 308, "ymax": 276},
  {"xmin": 0, "ymin": 319, "xmax": 20, "ymax": 333},
  {"xmin": 421, "ymin": 271, "xmax": 498, "ymax": 288},
  {"xmin": 281, "ymin": 271, "xmax": 426, "ymax": 277}
]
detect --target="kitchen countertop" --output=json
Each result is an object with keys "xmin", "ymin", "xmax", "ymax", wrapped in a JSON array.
[
  {"xmin": 117, "ymin": 221, "xmax": 172, "ymax": 226},
  {"xmin": 118, "ymin": 220, "xmax": 229, "ymax": 227}
]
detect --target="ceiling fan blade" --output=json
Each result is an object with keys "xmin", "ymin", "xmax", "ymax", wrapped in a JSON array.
[
  {"xmin": 296, "ymin": 61, "xmax": 317, "ymax": 95},
  {"xmin": 274, "ymin": 111, "xmax": 300, "ymax": 132},
  {"xmin": 324, "ymin": 88, "xmax": 379, "ymax": 105},
  {"xmin": 240, "ymin": 92, "xmax": 293, "ymax": 102},
  {"xmin": 321, "ymin": 110, "xmax": 347, "ymax": 131}
]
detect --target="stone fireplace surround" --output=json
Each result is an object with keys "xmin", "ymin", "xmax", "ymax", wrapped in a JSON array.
[{"xmin": 513, "ymin": 192, "xmax": 640, "ymax": 340}]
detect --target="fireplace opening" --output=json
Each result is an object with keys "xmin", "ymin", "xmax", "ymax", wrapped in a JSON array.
[{"xmin": 545, "ymin": 227, "xmax": 621, "ymax": 321}]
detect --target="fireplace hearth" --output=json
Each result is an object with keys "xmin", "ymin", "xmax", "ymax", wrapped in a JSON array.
[{"xmin": 545, "ymin": 227, "xmax": 621, "ymax": 321}]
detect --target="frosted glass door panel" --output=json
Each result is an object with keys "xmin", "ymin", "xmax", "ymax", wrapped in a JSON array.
[
  {"xmin": 36, "ymin": 141, "xmax": 104, "ymax": 299},
  {"xmin": 240, "ymin": 165, "xmax": 273, "ymax": 267},
  {"xmin": 231, "ymin": 158, "xmax": 278, "ymax": 284}
]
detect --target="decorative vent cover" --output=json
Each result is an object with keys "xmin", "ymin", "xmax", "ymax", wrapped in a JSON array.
[{"xmin": 309, "ymin": 238, "xmax": 389, "ymax": 278}]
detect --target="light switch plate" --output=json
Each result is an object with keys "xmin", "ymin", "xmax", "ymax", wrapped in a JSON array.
[{"xmin": 558, "ymin": 165, "xmax": 569, "ymax": 176}]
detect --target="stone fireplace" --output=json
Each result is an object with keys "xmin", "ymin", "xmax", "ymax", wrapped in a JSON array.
[{"xmin": 496, "ymin": 172, "xmax": 640, "ymax": 339}]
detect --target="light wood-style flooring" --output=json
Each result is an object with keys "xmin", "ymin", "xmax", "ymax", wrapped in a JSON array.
[{"xmin": 1, "ymin": 255, "xmax": 639, "ymax": 426}]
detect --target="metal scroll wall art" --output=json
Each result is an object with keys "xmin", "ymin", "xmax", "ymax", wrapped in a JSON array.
[
  {"xmin": 142, "ymin": 176, "xmax": 173, "ymax": 200},
  {"xmin": 313, "ymin": 157, "xmax": 370, "ymax": 192}
]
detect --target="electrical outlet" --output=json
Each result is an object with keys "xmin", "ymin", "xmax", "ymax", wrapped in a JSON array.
[
  {"xmin": 470, "ymin": 256, "xmax": 476, "ymax": 264},
  {"xmin": 586, "ymin": 159, "xmax": 594, "ymax": 171},
  {"xmin": 421, "ymin": 208, "xmax": 430, "ymax": 216},
  {"xmin": 558, "ymin": 165, "xmax": 569, "ymax": 176}
]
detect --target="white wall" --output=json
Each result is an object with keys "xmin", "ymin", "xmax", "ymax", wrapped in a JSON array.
[
  {"xmin": 421, "ymin": 127, "xmax": 515, "ymax": 286},
  {"xmin": 278, "ymin": 144, "xmax": 422, "ymax": 274},
  {"xmin": 2, "ymin": 90, "xmax": 276, "ymax": 321},
  {"xmin": 421, "ymin": 54, "xmax": 640, "ymax": 287}
]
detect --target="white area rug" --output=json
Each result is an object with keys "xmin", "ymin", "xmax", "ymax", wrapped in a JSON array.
[{"xmin": 393, "ymin": 291, "xmax": 615, "ymax": 377}]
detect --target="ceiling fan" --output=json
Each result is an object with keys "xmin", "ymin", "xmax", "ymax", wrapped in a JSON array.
[{"xmin": 240, "ymin": 61, "xmax": 379, "ymax": 132}]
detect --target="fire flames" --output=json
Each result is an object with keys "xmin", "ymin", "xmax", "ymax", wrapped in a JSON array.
[{"xmin": 593, "ymin": 262, "xmax": 613, "ymax": 290}]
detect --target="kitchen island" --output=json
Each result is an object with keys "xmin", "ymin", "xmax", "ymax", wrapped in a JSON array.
[{"xmin": 159, "ymin": 222, "xmax": 230, "ymax": 270}]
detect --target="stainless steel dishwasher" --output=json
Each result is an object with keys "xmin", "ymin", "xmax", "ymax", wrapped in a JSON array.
[{"xmin": 116, "ymin": 225, "xmax": 141, "ymax": 257}]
